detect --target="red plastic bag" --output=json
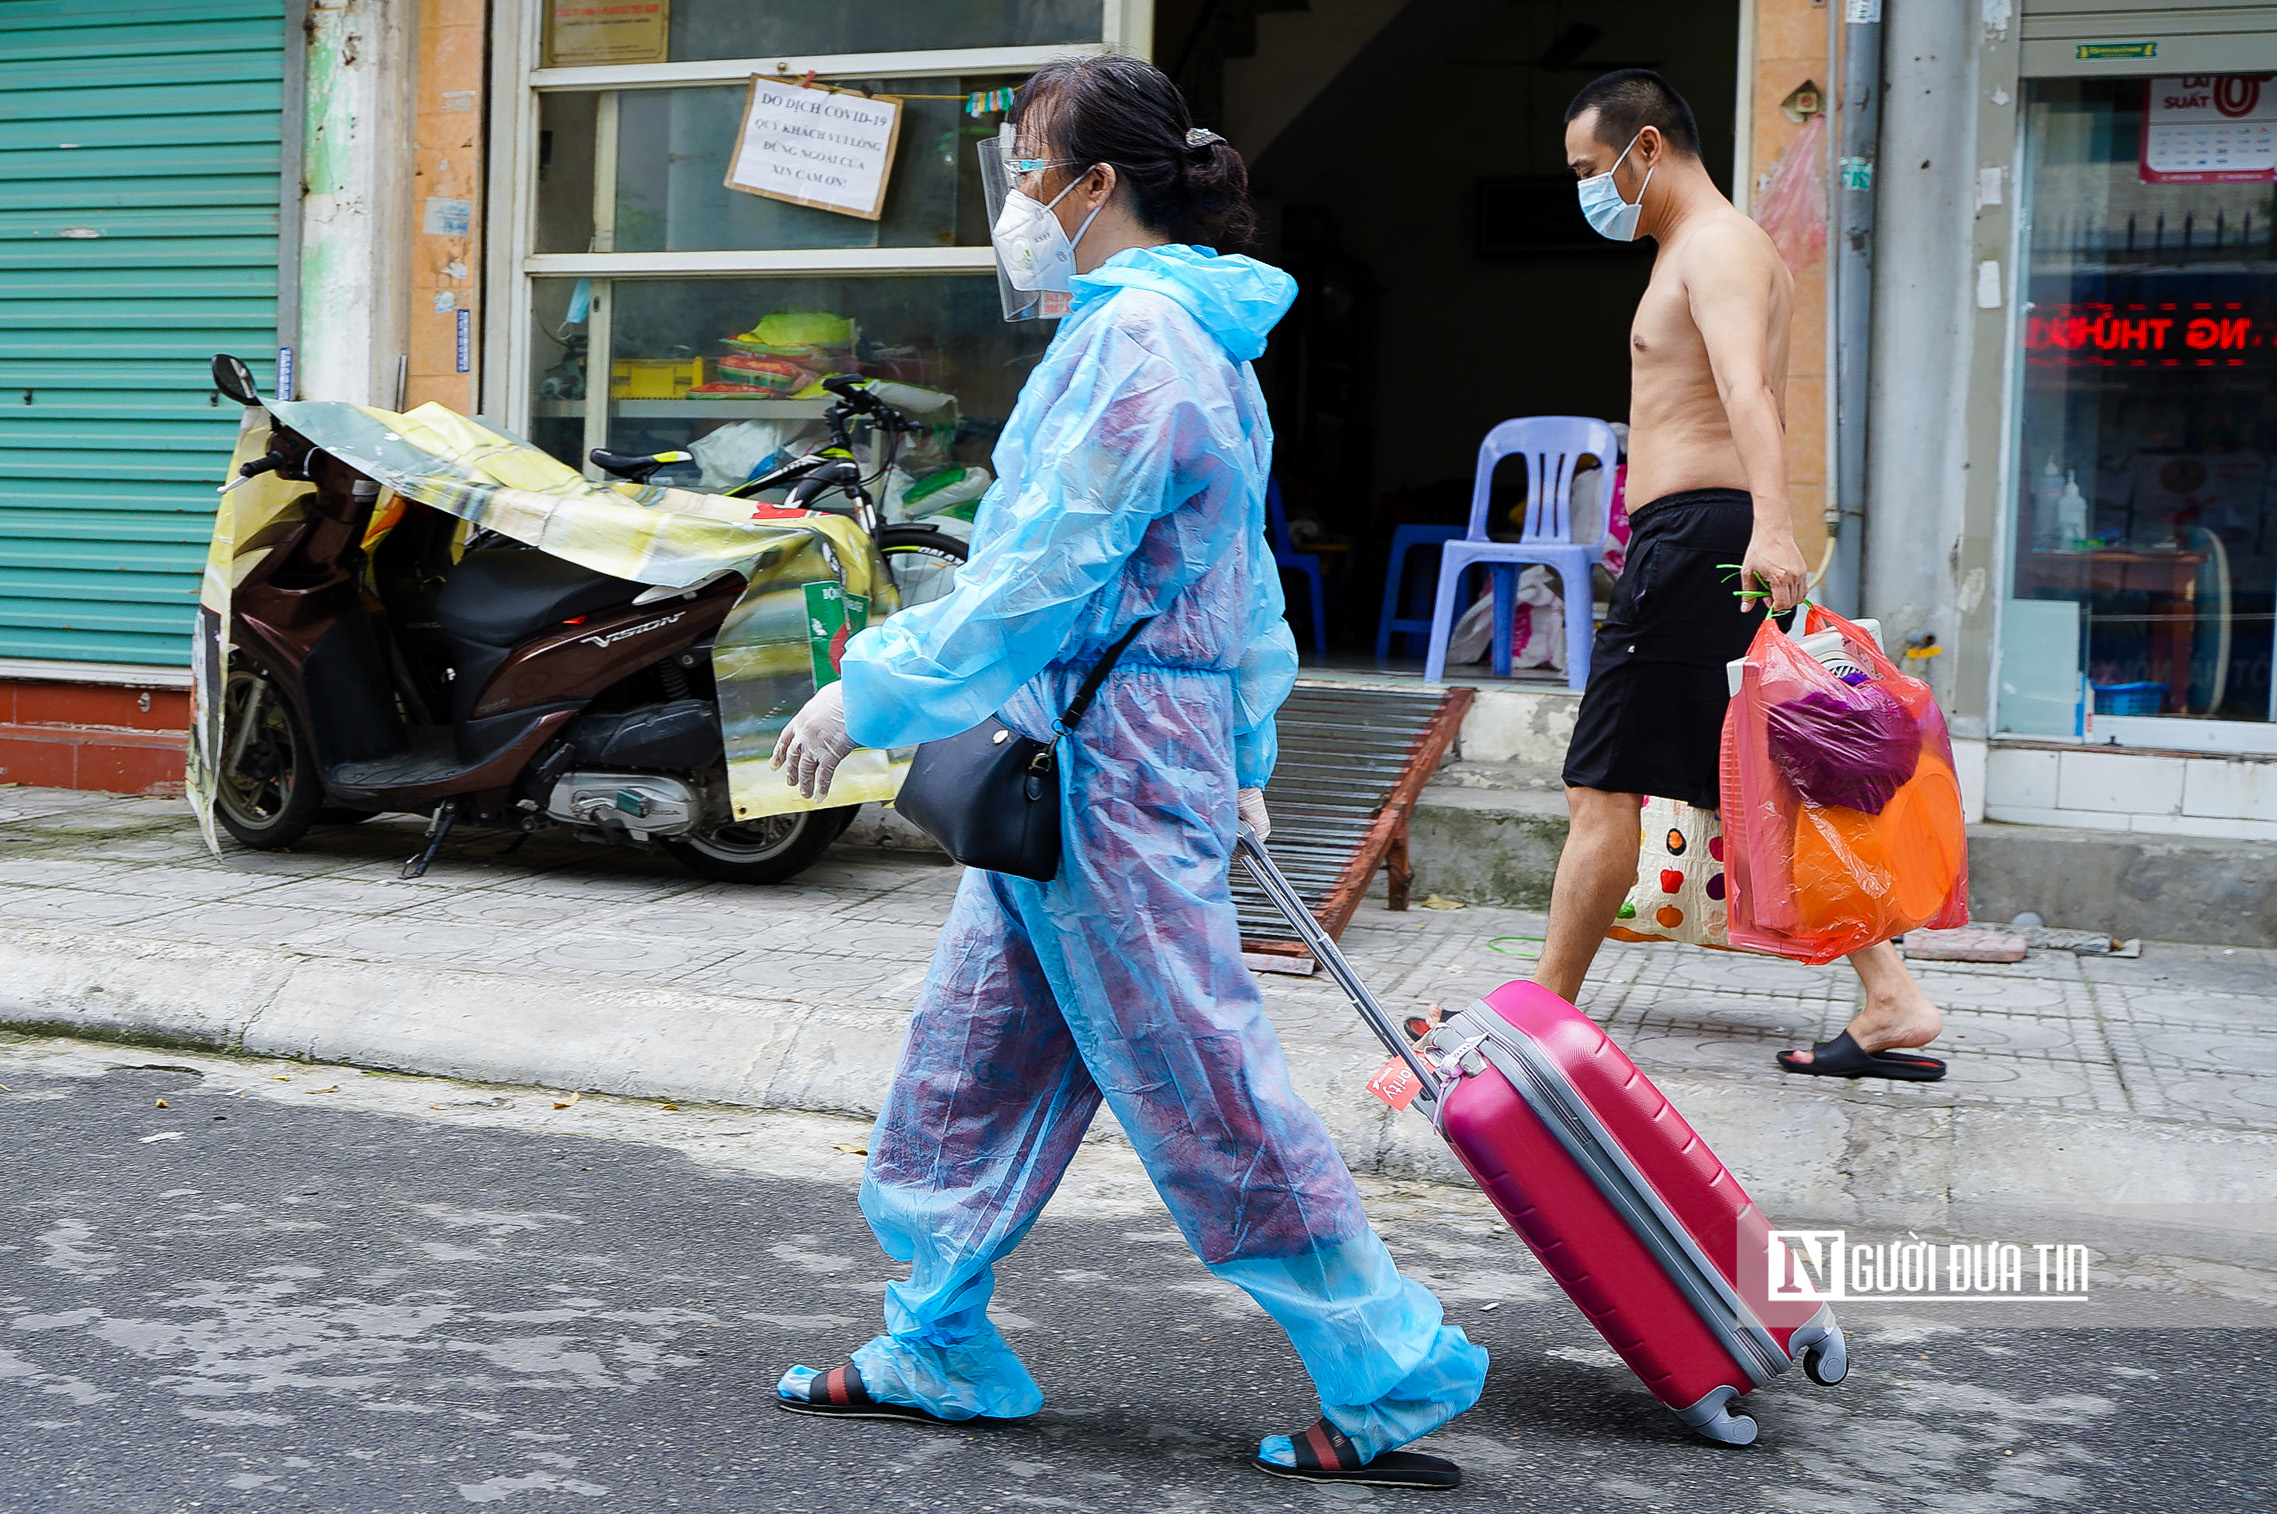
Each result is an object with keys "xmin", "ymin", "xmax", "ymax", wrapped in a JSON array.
[
  {"xmin": 1752, "ymin": 113, "xmax": 1827, "ymax": 275},
  {"xmin": 1721, "ymin": 605, "xmax": 1968, "ymax": 964}
]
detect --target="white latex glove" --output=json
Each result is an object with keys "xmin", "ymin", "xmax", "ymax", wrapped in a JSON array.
[
  {"xmin": 772, "ymin": 681, "xmax": 856, "ymax": 799},
  {"xmin": 1238, "ymin": 786, "xmax": 1271, "ymax": 841}
]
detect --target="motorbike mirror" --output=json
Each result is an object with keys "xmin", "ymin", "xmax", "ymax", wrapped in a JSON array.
[{"xmin": 211, "ymin": 353, "xmax": 261, "ymax": 407}]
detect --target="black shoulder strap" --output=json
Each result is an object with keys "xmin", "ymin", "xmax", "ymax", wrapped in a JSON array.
[{"xmin": 1056, "ymin": 618, "xmax": 1153, "ymax": 732}]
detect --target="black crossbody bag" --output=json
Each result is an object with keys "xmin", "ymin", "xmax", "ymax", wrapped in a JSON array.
[{"xmin": 892, "ymin": 619, "xmax": 1152, "ymax": 882}]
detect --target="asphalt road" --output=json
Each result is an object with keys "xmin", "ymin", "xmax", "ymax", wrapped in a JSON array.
[{"xmin": 2, "ymin": 1040, "xmax": 2270, "ymax": 1514}]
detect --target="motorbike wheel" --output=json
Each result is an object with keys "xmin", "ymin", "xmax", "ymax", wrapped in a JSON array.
[
  {"xmin": 662, "ymin": 805, "xmax": 859, "ymax": 885},
  {"xmin": 215, "ymin": 666, "xmax": 321, "ymax": 849}
]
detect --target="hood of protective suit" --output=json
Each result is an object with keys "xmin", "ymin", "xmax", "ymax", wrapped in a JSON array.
[{"xmin": 1068, "ymin": 243, "xmax": 1295, "ymax": 364}]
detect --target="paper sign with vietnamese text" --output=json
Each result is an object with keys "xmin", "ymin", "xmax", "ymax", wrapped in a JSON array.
[
  {"xmin": 546, "ymin": 1, "xmax": 669, "ymax": 67},
  {"xmin": 2141, "ymin": 75, "xmax": 2277, "ymax": 184},
  {"xmin": 726, "ymin": 78, "xmax": 902, "ymax": 221},
  {"xmin": 1367, "ymin": 1057, "xmax": 1424, "ymax": 1112}
]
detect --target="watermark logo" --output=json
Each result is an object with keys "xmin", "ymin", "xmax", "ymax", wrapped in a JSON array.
[{"xmin": 1768, "ymin": 1229, "xmax": 2092, "ymax": 1303}]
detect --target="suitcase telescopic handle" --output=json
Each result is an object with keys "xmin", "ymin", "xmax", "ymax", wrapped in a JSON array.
[{"xmin": 1236, "ymin": 824, "xmax": 1440, "ymax": 1102}]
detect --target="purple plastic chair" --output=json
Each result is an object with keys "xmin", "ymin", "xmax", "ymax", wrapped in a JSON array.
[{"xmin": 1422, "ymin": 416, "xmax": 1619, "ymax": 690}]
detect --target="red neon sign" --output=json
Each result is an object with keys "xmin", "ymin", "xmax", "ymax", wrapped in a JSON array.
[{"xmin": 2022, "ymin": 300, "xmax": 2260, "ymax": 366}]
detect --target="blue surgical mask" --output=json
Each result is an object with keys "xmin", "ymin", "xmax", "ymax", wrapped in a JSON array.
[{"xmin": 1577, "ymin": 132, "xmax": 1652, "ymax": 242}]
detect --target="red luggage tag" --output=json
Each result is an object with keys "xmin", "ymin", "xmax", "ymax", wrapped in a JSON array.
[{"xmin": 1367, "ymin": 1057, "xmax": 1424, "ymax": 1111}]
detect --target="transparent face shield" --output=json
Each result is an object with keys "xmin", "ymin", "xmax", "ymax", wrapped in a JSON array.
[{"xmin": 978, "ymin": 122, "xmax": 1071, "ymax": 323}]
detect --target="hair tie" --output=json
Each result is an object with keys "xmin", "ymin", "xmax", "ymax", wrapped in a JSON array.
[{"xmin": 1184, "ymin": 127, "xmax": 1225, "ymax": 152}]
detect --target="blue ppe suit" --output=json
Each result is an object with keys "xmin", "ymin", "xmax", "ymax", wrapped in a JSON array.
[{"xmin": 798, "ymin": 244, "xmax": 1486, "ymax": 1463}]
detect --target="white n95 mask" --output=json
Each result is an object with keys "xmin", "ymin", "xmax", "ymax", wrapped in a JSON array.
[
  {"xmin": 1577, "ymin": 131, "xmax": 1652, "ymax": 243},
  {"xmin": 991, "ymin": 172, "xmax": 1106, "ymax": 293}
]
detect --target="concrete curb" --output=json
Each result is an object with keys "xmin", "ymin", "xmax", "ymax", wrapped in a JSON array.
[
  {"xmin": 1407, "ymin": 769, "xmax": 2277, "ymax": 949},
  {"xmin": 1409, "ymin": 786, "xmax": 1567, "ymax": 912},
  {"xmin": 6, "ymin": 920, "xmax": 2272, "ymax": 1220}
]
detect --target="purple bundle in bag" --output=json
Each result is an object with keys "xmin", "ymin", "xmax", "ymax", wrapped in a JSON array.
[{"xmin": 1763, "ymin": 681, "xmax": 1922, "ymax": 814}]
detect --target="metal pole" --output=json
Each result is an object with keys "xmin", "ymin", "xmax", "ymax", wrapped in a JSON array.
[
  {"xmin": 1828, "ymin": 0, "xmax": 1883, "ymax": 615},
  {"xmin": 1234, "ymin": 827, "xmax": 1440, "ymax": 1102},
  {"xmin": 277, "ymin": 0, "xmax": 308, "ymax": 400}
]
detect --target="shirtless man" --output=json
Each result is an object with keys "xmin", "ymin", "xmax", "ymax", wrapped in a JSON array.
[{"xmin": 1539, "ymin": 69, "xmax": 1945, "ymax": 1080}]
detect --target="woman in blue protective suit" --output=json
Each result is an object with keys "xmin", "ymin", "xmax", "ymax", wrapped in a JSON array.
[{"xmin": 768, "ymin": 54, "xmax": 1486, "ymax": 1491}]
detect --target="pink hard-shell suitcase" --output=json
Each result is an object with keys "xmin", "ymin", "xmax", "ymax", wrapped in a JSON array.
[{"xmin": 1238, "ymin": 828, "xmax": 1847, "ymax": 1445}]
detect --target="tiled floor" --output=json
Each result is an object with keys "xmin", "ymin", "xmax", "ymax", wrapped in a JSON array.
[{"xmin": 1, "ymin": 787, "xmax": 2273, "ymax": 1134}]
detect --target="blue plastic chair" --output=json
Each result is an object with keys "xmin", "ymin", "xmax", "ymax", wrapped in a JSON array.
[
  {"xmin": 1376, "ymin": 524, "xmax": 1464, "ymax": 660},
  {"xmin": 1422, "ymin": 416, "xmax": 1618, "ymax": 690},
  {"xmin": 1267, "ymin": 478, "xmax": 1328, "ymax": 654}
]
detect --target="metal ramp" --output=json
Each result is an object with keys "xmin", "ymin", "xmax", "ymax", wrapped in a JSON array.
[{"xmin": 1237, "ymin": 681, "xmax": 1474, "ymax": 973}]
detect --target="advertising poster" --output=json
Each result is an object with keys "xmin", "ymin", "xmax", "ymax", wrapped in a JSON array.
[{"xmin": 2141, "ymin": 74, "xmax": 2277, "ymax": 184}]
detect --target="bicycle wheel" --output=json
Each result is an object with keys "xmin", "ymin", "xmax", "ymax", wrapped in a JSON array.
[{"xmin": 877, "ymin": 523, "xmax": 969, "ymax": 608}]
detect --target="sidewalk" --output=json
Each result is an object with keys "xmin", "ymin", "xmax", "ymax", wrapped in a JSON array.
[{"xmin": 1, "ymin": 784, "xmax": 2272, "ymax": 1244}]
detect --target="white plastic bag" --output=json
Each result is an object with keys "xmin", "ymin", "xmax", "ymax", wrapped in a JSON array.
[
  {"xmin": 687, "ymin": 419, "xmax": 817, "ymax": 491},
  {"xmin": 1608, "ymin": 796, "xmax": 1730, "ymax": 948},
  {"xmin": 1445, "ymin": 565, "xmax": 1565, "ymax": 670}
]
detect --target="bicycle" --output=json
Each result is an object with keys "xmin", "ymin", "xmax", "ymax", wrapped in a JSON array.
[{"xmin": 589, "ymin": 373, "xmax": 970, "ymax": 608}]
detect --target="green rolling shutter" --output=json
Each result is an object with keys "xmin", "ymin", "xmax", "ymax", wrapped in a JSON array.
[{"xmin": 0, "ymin": 0, "xmax": 286, "ymax": 667}]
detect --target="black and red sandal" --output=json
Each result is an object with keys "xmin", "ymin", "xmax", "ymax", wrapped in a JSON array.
[
  {"xmin": 775, "ymin": 1362, "xmax": 1018, "ymax": 1428},
  {"xmin": 1253, "ymin": 1417, "xmax": 1462, "ymax": 1490},
  {"xmin": 1403, "ymin": 1003, "xmax": 1446, "ymax": 1043}
]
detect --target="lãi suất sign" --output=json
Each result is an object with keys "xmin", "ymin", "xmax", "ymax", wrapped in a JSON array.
[{"xmin": 2142, "ymin": 74, "xmax": 2277, "ymax": 184}]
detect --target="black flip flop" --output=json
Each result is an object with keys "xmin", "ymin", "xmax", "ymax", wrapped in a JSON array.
[
  {"xmin": 1778, "ymin": 1030, "xmax": 1946, "ymax": 1082},
  {"xmin": 1254, "ymin": 1418, "xmax": 1461, "ymax": 1491},
  {"xmin": 774, "ymin": 1362, "xmax": 1018, "ymax": 1427}
]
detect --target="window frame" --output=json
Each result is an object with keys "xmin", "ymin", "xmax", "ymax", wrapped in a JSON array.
[
  {"xmin": 1991, "ymin": 70, "xmax": 2277, "ymax": 754},
  {"xmin": 483, "ymin": 1, "xmax": 1152, "ymax": 451}
]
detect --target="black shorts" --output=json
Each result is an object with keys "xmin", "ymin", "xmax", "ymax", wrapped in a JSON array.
[{"xmin": 1561, "ymin": 488, "xmax": 1766, "ymax": 811}]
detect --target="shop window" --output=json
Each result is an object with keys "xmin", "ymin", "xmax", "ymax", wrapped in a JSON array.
[
  {"xmin": 543, "ymin": 1, "xmax": 1104, "ymax": 67},
  {"xmin": 2007, "ymin": 76, "xmax": 2277, "ymax": 735},
  {"xmin": 536, "ymin": 81, "xmax": 1011, "ymax": 254},
  {"xmin": 527, "ymin": 274, "xmax": 1051, "ymax": 490},
  {"xmin": 510, "ymin": 11, "xmax": 1135, "ymax": 500}
]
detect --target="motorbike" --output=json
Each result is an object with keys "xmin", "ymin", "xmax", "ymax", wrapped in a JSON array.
[{"xmin": 204, "ymin": 353, "xmax": 967, "ymax": 884}]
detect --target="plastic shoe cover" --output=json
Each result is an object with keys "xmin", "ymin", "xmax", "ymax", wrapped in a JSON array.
[
  {"xmin": 849, "ymin": 1322, "xmax": 1043, "ymax": 1420},
  {"xmin": 1218, "ymin": 1235, "xmax": 1488, "ymax": 1464}
]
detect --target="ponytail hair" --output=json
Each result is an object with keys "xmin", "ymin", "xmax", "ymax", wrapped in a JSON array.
[{"xmin": 1010, "ymin": 54, "xmax": 1258, "ymax": 252}]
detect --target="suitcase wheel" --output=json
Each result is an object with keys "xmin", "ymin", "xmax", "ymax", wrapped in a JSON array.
[
  {"xmin": 1676, "ymin": 1385, "xmax": 1759, "ymax": 1447},
  {"xmin": 1802, "ymin": 1334, "xmax": 1848, "ymax": 1386}
]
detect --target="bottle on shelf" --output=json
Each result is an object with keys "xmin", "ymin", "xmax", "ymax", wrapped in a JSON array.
[
  {"xmin": 2030, "ymin": 455, "xmax": 2066, "ymax": 551},
  {"xmin": 2055, "ymin": 470, "xmax": 2090, "ymax": 552}
]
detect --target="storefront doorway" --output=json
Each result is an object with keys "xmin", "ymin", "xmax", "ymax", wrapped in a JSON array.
[
  {"xmin": 489, "ymin": 4, "xmax": 1150, "ymax": 516},
  {"xmin": 493, "ymin": 2, "xmax": 1743, "ymax": 668},
  {"xmin": 1166, "ymin": 0, "xmax": 1741, "ymax": 661}
]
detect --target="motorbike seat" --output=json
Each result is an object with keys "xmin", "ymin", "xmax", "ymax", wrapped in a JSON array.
[{"xmin": 434, "ymin": 548, "xmax": 648, "ymax": 648}]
